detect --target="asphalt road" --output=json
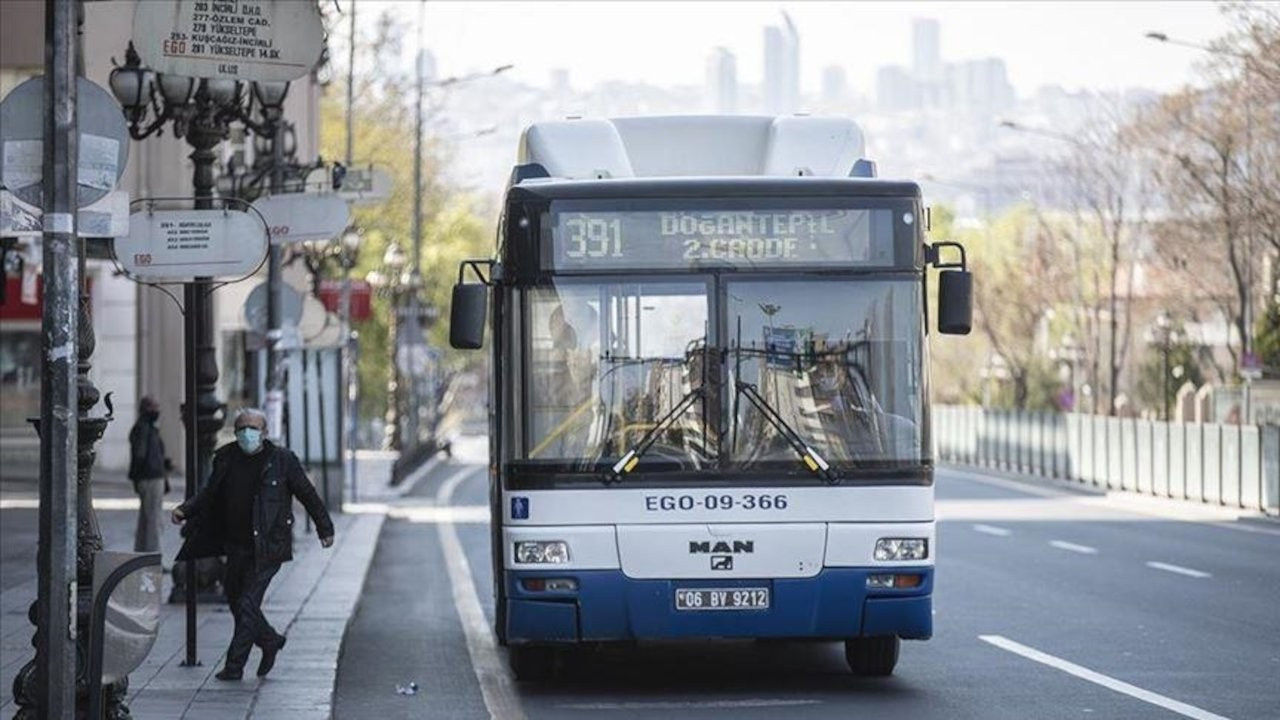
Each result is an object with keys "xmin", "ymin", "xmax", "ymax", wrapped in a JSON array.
[{"xmin": 334, "ymin": 437, "xmax": 1280, "ymax": 720}]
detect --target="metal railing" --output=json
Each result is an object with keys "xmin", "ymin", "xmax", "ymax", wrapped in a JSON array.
[{"xmin": 932, "ymin": 406, "xmax": 1280, "ymax": 515}]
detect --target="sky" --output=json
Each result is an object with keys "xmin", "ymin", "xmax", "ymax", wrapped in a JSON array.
[{"xmin": 350, "ymin": 1, "xmax": 1243, "ymax": 97}]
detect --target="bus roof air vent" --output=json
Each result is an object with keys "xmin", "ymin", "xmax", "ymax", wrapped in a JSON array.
[{"xmin": 516, "ymin": 115, "xmax": 870, "ymax": 181}]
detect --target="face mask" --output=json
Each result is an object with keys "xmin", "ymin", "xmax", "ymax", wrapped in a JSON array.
[
  {"xmin": 143, "ymin": 410, "xmax": 159, "ymax": 422},
  {"xmin": 236, "ymin": 427, "xmax": 264, "ymax": 454}
]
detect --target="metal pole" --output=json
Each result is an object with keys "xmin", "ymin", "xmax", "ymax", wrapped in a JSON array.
[
  {"xmin": 36, "ymin": 0, "xmax": 79, "ymax": 712},
  {"xmin": 180, "ymin": 103, "xmax": 228, "ymax": 664},
  {"xmin": 181, "ymin": 284, "xmax": 199, "ymax": 667},
  {"xmin": 343, "ymin": 0, "xmax": 358, "ymax": 503},
  {"xmin": 346, "ymin": 0, "xmax": 356, "ymax": 169},
  {"xmin": 1163, "ymin": 342, "xmax": 1170, "ymax": 421},
  {"xmin": 317, "ymin": 350, "xmax": 331, "ymax": 506},
  {"xmin": 413, "ymin": 0, "xmax": 424, "ymax": 269},
  {"xmin": 265, "ymin": 122, "xmax": 286, "ymax": 440},
  {"xmin": 1243, "ymin": 65, "xmax": 1254, "ymax": 362}
]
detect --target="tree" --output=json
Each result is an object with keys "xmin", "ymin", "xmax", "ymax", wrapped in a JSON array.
[
  {"xmin": 1134, "ymin": 4, "xmax": 1280, "ymax": 379},
  {"xmin": 316, "ymin": 9, "xmax": 495, "ymax": 425}
]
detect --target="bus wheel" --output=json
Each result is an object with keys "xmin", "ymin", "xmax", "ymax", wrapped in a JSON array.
[
  {"xmin": 844, "ymin": 636, "xmax": 899, "ymax": 676},
  {"xmin": 508, "ymin": 645, "xmax": 556, "ymax": 682}
]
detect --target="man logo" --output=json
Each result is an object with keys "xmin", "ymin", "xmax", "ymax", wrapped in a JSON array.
[
  {"xmin": 510, "ymin": 497, "xmax": 530, "ymax": 520},
  {"xmin": 688, "ymin": 540, "xmax": 754, "ymax": 554},
  {"xmin": 711, "ymin": 555, "xmax": 733, "ymax": 571}
]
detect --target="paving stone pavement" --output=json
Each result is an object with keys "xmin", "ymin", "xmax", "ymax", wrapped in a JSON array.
[{"xmin": 0, "ymin": 450, "xmax": 405, "ymax": 719}]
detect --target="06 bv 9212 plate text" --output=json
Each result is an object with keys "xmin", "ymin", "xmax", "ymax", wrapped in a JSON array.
[{"xmin": 675, "ymin": 587, "xmax": 771, "ymax": 611}]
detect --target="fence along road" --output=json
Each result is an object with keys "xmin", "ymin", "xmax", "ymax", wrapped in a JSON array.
[{"xmin": 933, "ymin": 405, "xmax": 1280, "ymax": 515}]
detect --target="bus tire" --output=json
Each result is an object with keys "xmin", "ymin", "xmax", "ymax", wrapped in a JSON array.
[
  {"xmin": 508, "ymin": 645, "xmax": 555, "ymax": 682},
  {"xmin": 844, "ymin": 636, "xmax": 899, "ymax": 676}
]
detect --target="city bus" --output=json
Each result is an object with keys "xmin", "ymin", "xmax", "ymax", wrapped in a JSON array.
[{"xmin": 449, "ymin": 116, "xmax": 972, "ymax": 680}]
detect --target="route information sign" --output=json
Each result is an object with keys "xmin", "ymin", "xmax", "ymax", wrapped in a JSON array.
[
  {"xmin": 133, "ymin": 0, "xmax": 325, "ymax": 83},
  {"xmin": 115, "ymin": 208, "xmax": 267, "ymax": 281}
]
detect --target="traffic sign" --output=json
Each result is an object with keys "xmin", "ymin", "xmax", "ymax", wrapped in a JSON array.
[
  {"xmin": 336, "ymin": 166, "xmax": 393, "ymax": 205},
  {"xmin": 252, "ymin": 193, "xmax": 349, "ymax": 245},
  {"xmin": 115, "ymin": 207, "xmax": 267, "ymax": 281},
  {"xmin": 0, "ymin": 76, "xmax": 130, "ymax": 208},
  {"xmin": 132, "ymin": 0, "xmax": 325, "ymax": 83},
  {"xmin": 242, "ymin": 279, "xmax": 304, "ymax": 334},
  {"xmin": 2, "ymin": 189, "xmax": 129, "ymax": 238}
]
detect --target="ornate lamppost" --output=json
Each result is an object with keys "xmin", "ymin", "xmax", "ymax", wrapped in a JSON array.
[
  {"xmin": 1151, "ymin": 313, "xmax": 1183, "ymax": 421},
  {"xmin": 366, "ymin": 243, "xmax": 418, "ymax": 450},
  {"xmin": 107, "ymin": 42, "xmax": 289, "ymax": 655}
]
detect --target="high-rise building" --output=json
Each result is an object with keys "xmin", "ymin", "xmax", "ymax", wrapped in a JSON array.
[
  {"xmin": 912, "ymin": 18, "xmax": 941, "ymax": 83},
  {"xmin": 912, "ymin": 18, "xmax": 942, "ymax": 108},
  {"xmin": 876, "ymin": 65, "xmax": 917, "ymax": 112},
  {"xmin": 821, "ymin": 65, "xmax": 848, "ymax": 106},
  {"xmin": 763, "ymin": 13, "xmax": 800, "ymax": 114},
  {"xmin": 946, "ymin": 58, "xmax": 1015, "ymax": 111},
  {"xmin": 706, "ymin": 47, "xmax": 738, "ymax": 114}
]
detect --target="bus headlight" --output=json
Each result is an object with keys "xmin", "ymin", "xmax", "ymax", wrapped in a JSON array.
[
  {"xmin": 515, "ymin": 541, "xmax": 570, "ymax": 564},
  {"xmin": 874, "ymin": 538, "xmax": 928, "ymax": 561}
]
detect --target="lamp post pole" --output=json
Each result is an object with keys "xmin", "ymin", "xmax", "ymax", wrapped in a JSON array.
[
  {"xmin": 265, "ymin": 114, "xmax": 287, "ymax": 441},
  {"xmin": 343, "ymin": 0, "xmax": 359, "ymax": 500}
]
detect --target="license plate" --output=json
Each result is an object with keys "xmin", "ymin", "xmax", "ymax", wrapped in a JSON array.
[{"xmin": 674, "ymin": 587, "xmax": 770, "ymax": 611}]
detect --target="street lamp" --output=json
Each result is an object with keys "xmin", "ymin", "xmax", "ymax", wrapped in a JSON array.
[
  {"xmin": 1050, "ymin": 335, "xmax": 1085, "ymax": 412},
  {"xmin": 1150, "ymin": 312, "xmax": 1182, "ymax": 420},
  {"xmin": 109, "ymin": 40, "xmax": 291, "ymax": 665},
  {"xmin": 367, "ymin": 242, "xmax": 411, "ymax": 450},
  {"xmin": 920, "ymin": 172, "xmax": 993, "ymax": 221}
]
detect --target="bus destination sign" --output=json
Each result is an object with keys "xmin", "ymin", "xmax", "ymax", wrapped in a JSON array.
[{"xmin": 551, "ymin": 208, "xmax": 892, "ymax": 270}]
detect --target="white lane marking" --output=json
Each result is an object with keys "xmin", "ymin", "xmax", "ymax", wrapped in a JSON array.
[
  {"xmin": 973, "ymin": 523, "xmax": 1012, "ymax": 536},
  {"xmin": 0, "ymin": 498, "xmax": 181, "ymax": 511},
  {"xmin": 1146, "ymin": 561, "xmax": 1212, "ymax": 579},
  {"xmin": 344, "ymin": 502, "xmax": 491, "ymax": 523},
  {"xmin": 436, "ymin": 466, "xmax": 527, "ymax": 720},
  {"xmin": 979, "ymin": 635, "xmax": 1233, "ymax": 720},
  {"xmin": 1049, "ymin": 540, "xmax": 1098, "ymax": 555},
  {"xmin": 562, "ymin": 699, "xmax": 822, "ymax": 711}
]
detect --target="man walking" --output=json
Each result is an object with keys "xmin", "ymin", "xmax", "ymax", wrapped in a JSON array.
[
  {"xmin": 127, "ymin": 396, "xmax": 169, "ymax": 552},
  {"xmin": 171, "ymin": 408, "xmax": 335, "ymax": 681}
]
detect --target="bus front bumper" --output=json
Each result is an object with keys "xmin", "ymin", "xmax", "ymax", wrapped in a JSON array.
[{"xmin": 504, "ymin": 568, "xmax": 932, "ymax": 644}]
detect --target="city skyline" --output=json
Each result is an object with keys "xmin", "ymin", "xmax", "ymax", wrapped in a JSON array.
[{"xmin": 359, "ymin": 1, "xmax": 1234, "ymax": 98}]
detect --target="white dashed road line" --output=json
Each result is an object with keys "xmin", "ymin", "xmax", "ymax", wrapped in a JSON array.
[
  {"xmin": 1049, "ymin": 540, "xmax": 1098, "ymax": 555},
  {"xmin": 979, "ymin": 635, "xmax": 1233, "ymax": 720},
  {"xmin": 437, "ymin": 466, "xmax": 528, "ymax": 720},
  {"xmin": 562, "ymin": 699, "xmax": 822, "ymax": 711},
  {"xmin": 973, "ymin": 524, "xmax": 1012, "ymax": 536},
  {"xmin": 1145, "ymin": 561, "xmax": 1212, "ymax": 579}
]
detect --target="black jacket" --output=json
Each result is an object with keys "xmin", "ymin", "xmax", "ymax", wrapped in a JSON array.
[
  {"xmin": 176, "ymin": 441, "xmax": 334, "ymax": 563},
  {"xmin": 127, "ymin": 419, "xmax": 166, "ymax": 481}
]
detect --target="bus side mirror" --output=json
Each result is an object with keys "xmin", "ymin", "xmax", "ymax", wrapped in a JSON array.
[
  {"xmin": 450, "ymin": 283, "xmax": 487, "ymax": 349},
  {"xmin": 938, "ymin": 270, "xmax": 972, "ymax": 335}
]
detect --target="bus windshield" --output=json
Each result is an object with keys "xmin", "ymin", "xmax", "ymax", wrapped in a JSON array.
[{"xmin": 519, "ymin": 277, "xmax": 922, "ymax": 475}]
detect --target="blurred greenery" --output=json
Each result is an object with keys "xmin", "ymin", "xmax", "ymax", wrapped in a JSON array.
[{"xmin": 316, "ymin": 12, "xmax": 494, "ymax": 428}]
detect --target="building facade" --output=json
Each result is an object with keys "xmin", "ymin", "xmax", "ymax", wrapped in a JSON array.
[{"xmin": 0, "ymin": 0, "xmax": 323, "ymax": 479}]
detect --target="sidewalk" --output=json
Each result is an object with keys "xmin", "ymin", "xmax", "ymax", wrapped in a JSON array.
[{"xmin": 0, "ymin": 449, "xmax": 412, "ymax": 720}]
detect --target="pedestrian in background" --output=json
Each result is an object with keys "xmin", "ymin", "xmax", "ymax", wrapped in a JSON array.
[
  {"xmin": 127, "ymin": 395, "xmax": 170, "ymax": 552},
  {"xmin": 171, "ymin": 407, "xmax": 335, "ymax": 681}
]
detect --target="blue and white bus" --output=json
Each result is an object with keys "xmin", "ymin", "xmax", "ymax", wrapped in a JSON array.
[{"xmin": 449, "ymin": 116, "xmax": 972, "ymax": 680}]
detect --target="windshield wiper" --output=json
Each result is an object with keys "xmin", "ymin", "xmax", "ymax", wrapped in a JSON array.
[
  {"xmin": 604, "ymin": 386, "xmax": 703, "ymax": 484},
  {"xmin": 734, "ymin": 376, "xmax": 841, "ymax": 485}
]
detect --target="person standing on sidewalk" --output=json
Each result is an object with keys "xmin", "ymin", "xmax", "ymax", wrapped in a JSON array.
[
  {"xmin": 127, "ymin": 396, "xmax": 171, "ymax": 552},
  {"xmin": 171, "ymin": 407, "xmax": 336, "ymax": 681}
]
